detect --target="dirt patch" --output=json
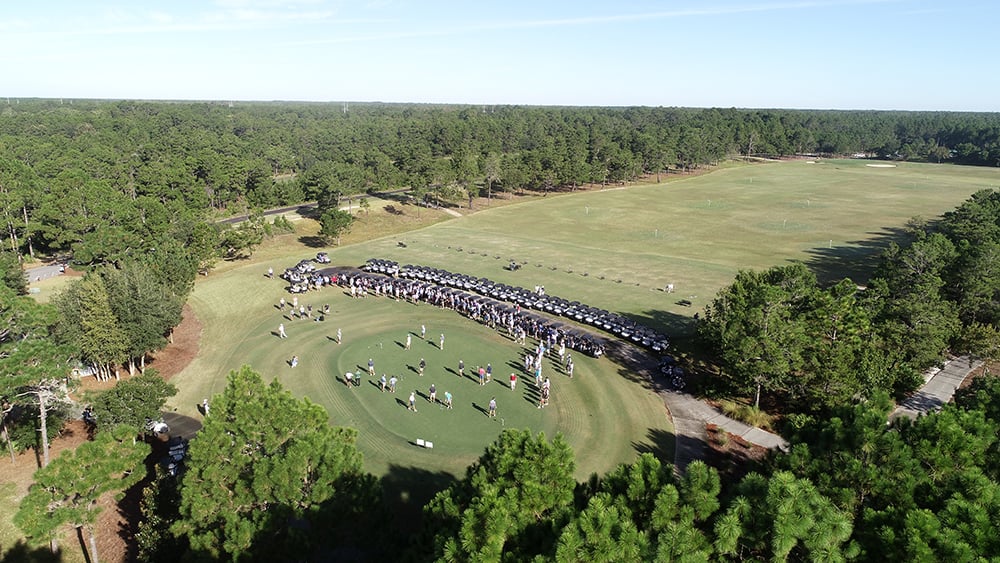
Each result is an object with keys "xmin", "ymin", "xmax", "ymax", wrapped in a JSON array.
[
  {"xmin": 11, "ymin": 306, "xmax": 202, "ymax": 562},
  {"xmin": 957, "ymin": 359, "xmax": 997, "ymax": 392},
  {"xmin": 0, "ymin": 420, "xmax": 126, "ymax": 561},
  {"xmin": 703, "ymin": 423, "xmax": 769, "ymax": 482},
  {"xmin": 147, "ymin": 304, "xmax": 201, "ymax": 381}
]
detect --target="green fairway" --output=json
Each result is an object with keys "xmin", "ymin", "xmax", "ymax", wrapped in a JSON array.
[
  {"xmin": 169, "ymin": 270, "xmax": 671, "ymax": 485},
  {"xmin": 325, "ymin": 160, "xmax": 1000, "ymax": 337},
  {"xmin": 167, "ymin": 159, "xmax": 999, "ymax": 503}
]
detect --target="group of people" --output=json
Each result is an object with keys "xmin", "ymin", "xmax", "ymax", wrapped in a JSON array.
[
  {"xmin": 345, "ymin": 327, "xmax": 562, "ymax": 417},
  {"xmin": 336, "ymin": 271, "xmax": 607, "ymax": 359},
  {"xmin": 267, "ymin": 261, "xmax": 587, "ymax": 423}
]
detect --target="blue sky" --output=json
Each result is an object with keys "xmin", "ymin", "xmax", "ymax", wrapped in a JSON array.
[{"xmin": 2, "ymin": 0, "xmax": 997, "ymax": 110}]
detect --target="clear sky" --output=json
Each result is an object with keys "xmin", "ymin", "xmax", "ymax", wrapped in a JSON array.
[{"xmin": 2, "ymin": 0, "xmax": 997, "ymax": 111}]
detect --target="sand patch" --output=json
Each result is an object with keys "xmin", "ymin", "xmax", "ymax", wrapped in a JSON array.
[{"xmin": 865, "ymin": 163, "xmax": 897, "ymax": 168}]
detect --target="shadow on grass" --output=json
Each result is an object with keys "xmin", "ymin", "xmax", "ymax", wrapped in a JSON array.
[
  {"xmin": 297, "ymin": 235, "xmax": 328, "ymax": 248},
  {"xmin": 802, "ymin": 226, "xmax": 913, "ymax": 286},
  {"xmin": 0, "ymin": 541, "xmax": 64, "ymax": 563},
  {"xmin": 379, "ymin": 464, "xmax": 457, "ymax": 539},
  {"xmin": 631, "ymin": 427, "xmax": 676, "ymax": 464}
]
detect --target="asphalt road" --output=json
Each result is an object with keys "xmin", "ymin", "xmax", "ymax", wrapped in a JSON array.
[{"xmin": 24, "ymin": 262, "xmax": 66, "ymax": 283}]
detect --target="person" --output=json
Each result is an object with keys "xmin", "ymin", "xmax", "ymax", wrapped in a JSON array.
[
  {"xmin": 408, "ymin": 391, "xmax": 418, "ymax": 412},
  {"xmin": 510, "ymin": 373, "xmax": 517, "ymax": 391},
  {"xmin": 278, "ymin": 323, "xmax": 287, "ymax": 338},
  {"xmin": 418, "ymin": 358, "xmax": 426, "ymax": 376},
  {"xmin": 83, "ymin": 405, "xmax": 96, "ymax": 427},
  {"xmin": 488, "ymin": 397, "xmax": 497, "ymax": 418},
  {"xmin": 368, "ymin": 358, "xmax": 375, "ymax": 377},
  {"xmin": 405, "ymin": 333, "xmax": 411, "ymax": 350},
  {"xmin": 279, "ymin": 297, "xmax": 286, "ymax": 309},
  {"xmin": 267, "ymin": 266, "xmax": 274, "ymax": 278},
  {"xmin": 444, "ymin": 390, "xmax": 453, "ymax": 409},
  {"xmin": 420, "ymin": 324, "xmax": 426, "ymax": 339},
  {"xmin": 478, "ymin": 366, "xmax": 486, "ymax": 386},
  {"xmin": 485, "ymin": 363, "xmax": 492, "ymax": 383},
  {"xmin": 337, "ymin": 328, "xmax": 342, "ymax": 344},
  {"xmin": 291, "ymin": 355, "xmax": 299, "ymax": 368},
  {"xmin": 439, "ymin": 333, "xmax": 445, "ymax": 350},
  {"xmin": 567, "ymin": 361, "xmax": 574, "ymax": 378},
  {"xmin": 292, "ymin": 296, "xmax": 298, "ymax": 309},
  {"xmin": 429, "ymin": 383, "xmax": 437, "ymax": 403},
  {"xmin": 345, "ymin": 372, "xmax": 354, "ymax": 387},
  {"xmin": 324, "ymin": 304, "xmax": 330, "ymax": 314},
  {"xmin": 458, "ymin": 359, "xmax": 465, "ymax": 377},
  {"xmin": 380, "ymin": 373, "xmax": 387, "ymax": 392},
  {"xmin": 539, "ymin": 385, "xmax": 550, "ymax": 408},
  {"xmin": 202, "ymin": 399, "xmax": 210, "ymax": 416},
  {"xmin": 389, "ymin": 375, "xmax": 398, "ymax": 393}
]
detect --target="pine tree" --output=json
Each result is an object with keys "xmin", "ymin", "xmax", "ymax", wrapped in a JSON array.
[
  {"xmin": 14, "ymin": 425, "xmax": 149, "ymax": 563},
  {"xmin": 173, "ymin": 366, "xmax": 372, "ymax": 560}
]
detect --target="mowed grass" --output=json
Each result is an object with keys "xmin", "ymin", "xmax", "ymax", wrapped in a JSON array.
[
  {"xmin": 165, "ymin": 159, "xmax": 999, "ymax": 508},
  {"xmin": 327, "ymin": 160, "xmax": 1000, "ymax": 338},
  {"xmin": 169, "ymin": 264, "xmax": 671, "ymax": 516},
  {"xmin": 171, "ymin": 282, "xmax": 669, "ymax": 479}
]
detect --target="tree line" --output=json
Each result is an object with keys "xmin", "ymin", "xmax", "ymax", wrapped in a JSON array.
[
  {"xmin": 698, "ymin": 188, "xmax": 1000, "ymax": 414},
  {"xmin": 4, "ymin": 100, "xmax": 1000, "ymax": 266},
  {"xmin": 15, "ymin": 363, "xmax": 1000, "ymax": 562}
]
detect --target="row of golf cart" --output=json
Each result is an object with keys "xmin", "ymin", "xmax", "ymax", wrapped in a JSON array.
[
  {"xmin": 361, "ymin": 259, "xmax": 669, "ymax": 353},
  {"xmin": 281, "ymin": 253, "xmax": 335, "ymax": 292},
  {"xmin": 340, "ymin": 268, "xmax": 608, "ymax": 357}
]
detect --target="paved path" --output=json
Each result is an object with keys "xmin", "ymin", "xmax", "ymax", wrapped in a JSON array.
[
  {"xmin": 605, "ymin": 341, "xmax": 789, "ymax": 475},
  {"xmin": 890, "ymin": 355, "xmax": 981, "ymax": 421},
  {"xmin": 24, "ymin": 262, "xmax": 66, "ymax": 283},
  {"xmin": 663, "ymin": 355, "xmax": 981, "ymax": 475},
  {"xmin": 662, "ymin": 388, "xmax": 789, "ymax": 475}
]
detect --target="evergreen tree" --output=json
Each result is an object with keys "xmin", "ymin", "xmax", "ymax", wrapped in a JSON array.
[
  {"xmin": 421, "ymin": 429, "xmax": 576, "ymax": 561},
  {"xmin": 0, "ymin": 249, "xmax": 25, "ymax": 294},
  {"xmin": 91, "ymin": 370, "xmax": 176, "ymax": 433},
  {"xmin": 14, "ymin": 425, "xmax": 149, "ymax": 563},
  {"xmin": 714, "ymin": 471, "xmax": 856, "ymax": 562},
  {"xmin": 173, "ymin": 366, "xmax": 374, "ymax": 561}
]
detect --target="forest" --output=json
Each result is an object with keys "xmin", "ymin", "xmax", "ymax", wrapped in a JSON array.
[
  {"xmin": 4, "ymin": 100, "xmax": 1000, "ymax": 267},
  {"xmin": 2, "ymin": 100, "xmax": 1000, "ymax": 561}
]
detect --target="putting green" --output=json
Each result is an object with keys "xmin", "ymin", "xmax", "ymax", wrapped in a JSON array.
[{"xmin": 170, "ymin": 272, "xmax": 671, "ymax": 481}]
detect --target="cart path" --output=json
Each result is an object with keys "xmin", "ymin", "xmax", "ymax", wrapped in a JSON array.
[
  {"xmin": 890, "ymin": 355, "xmax": 981, "ymax": 422},
  {"xmin": 663, "ymin": 354, "xmax": 982, "ymax": 475}
]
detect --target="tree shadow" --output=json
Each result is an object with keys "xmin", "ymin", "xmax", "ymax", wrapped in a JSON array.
[
  {"xmin": 297, "ymin": 235, "xmax": 328, "ymax": 249},
  {"xmin": 801, "ymin": 226, "xmax": 914, "ymax": 286},
  {"xmin": 380, "ymin": 464, "xmax": 457, "ymax": 538},
  {"xmin": 0, "ymin": 541, "xmax": 64, "ymax": 563},
  {"xmin": 631, "ymin": 427, "xmax": 675, "ymax": 463},
  {"xmin": 75, "ymin": 528, "xmax": 91, "ymax": 563}
]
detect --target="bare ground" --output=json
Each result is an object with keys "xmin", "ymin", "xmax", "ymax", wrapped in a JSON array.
[{"xmin": 3, "ymin": 305, "xmax": 202, "ymax": 563}]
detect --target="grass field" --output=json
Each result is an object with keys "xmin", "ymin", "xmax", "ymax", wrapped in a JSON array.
[
  {"xmin": 9, "ymin": 159, "xmax": 999, "ymax": 556},
  {"xmin": 164, "ymin": 159, "xmax": 1000, "ymax": 513},
  {"xmin": 319, "ymin": 160, "xmax": 1000, "ymax": 340},
  {"xmin": 168, "ymin": 257, "xmax": 672, "ymax": 516}
]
